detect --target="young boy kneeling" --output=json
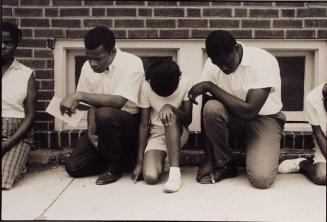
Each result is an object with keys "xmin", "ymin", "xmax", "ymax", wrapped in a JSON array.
[{"xmin": 131, "ymin": 60, "xmax": 193, "ymax": 193}]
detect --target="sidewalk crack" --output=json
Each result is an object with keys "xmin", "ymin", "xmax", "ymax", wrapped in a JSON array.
[{"xmin": 34, "ymin": 178, "xmax": 74, "ymax": 220}]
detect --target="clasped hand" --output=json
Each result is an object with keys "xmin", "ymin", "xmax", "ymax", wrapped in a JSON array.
[{"xmin": 187, "ymin": 81, "xmax": 211, "ymax": 105}]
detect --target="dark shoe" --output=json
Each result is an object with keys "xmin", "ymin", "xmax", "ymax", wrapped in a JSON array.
[
  {"xmin": 196, "ymin": 161, "xmax": 214, "ymax": 183},
  {"xmin": 96, "ymin": 171, "xmax": 123, "ymax": 185},
  {"xmin": 212, "ymin": 161, "xmax": 238, "ymax": 183}
]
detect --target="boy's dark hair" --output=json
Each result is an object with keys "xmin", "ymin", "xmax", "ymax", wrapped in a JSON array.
[
  {"xmin": 84, "ymin": 26, "xmax": 115, "ymax": 52},
  {"xmin": 1, "ymin": 21, "xmax": 22, "ymax": 45},
  {"xmin": 147, "ymin": 60, "xmax": 181, "ymax": 97},
  {"xmin": 205, "ymin": 30, "xmax": 236, "ymax": 58}
]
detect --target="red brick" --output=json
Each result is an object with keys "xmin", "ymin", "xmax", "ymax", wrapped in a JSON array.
[
  {"xmin": 53, "ymin": 0, "xmax": 81, "ymax": 6},
  {"xmin": 154, "ymin": 8, "xmax": 184, "ymax": 17},
  {"xmin": 65, "ymin": 30, "xmax": 87, "ymax": 39},
  {"xmin": 92, "ymin": 8, "xmax": 105, "ymax": 16},
  {"xmin": 34, "ymin": 50, "xmax": 53, "ymax": 58},
  {"xmin": 52, "ymin": 19, "xmax": 81, "ymax": 28},
  {"xmin": 2, "ymin": 0, "xmax": 18, "ymax": 6},
  {"xmin": 35, "ymin": 29, "xmax": 64, "ymax": 38},
  {"xmin": 255, "ymin": 30, "xmax": 284, "ymax": 39},
  {"xmin": 187, "ymin": 8, "xmax": 201, "ymax": 17},
  {"xmin": 115, "ymin": 1, "xmax": 145, "ymax": 5},
  {"xmin": 203, "ymin": 8, "xmax": 232, "ymax": 17},
  {"xmin": 2, "ymin": 7, "xmax": 12, "ymax": 16},
  {"xmin": 46, "ymin": 8, "xmax": 58, "ymax": 17},
  {"xmin": 40, "ymin": 80, "xmax": 54, "ymax": 90},
  {"xmin": 160, "ymin": 30, "xmax": 189, "ymax": 39},
  {"xmin": 282, "ymin": 9, "xmax": 295, "ymax": 17},
  {"xmin": 14, "ymin": 8, "xmax": 43, "ymax": 17},
  {"xmin": 2, "ymin": 18, "xmax": 18, "ymax": 25},
  {"xmin": 273, "ymin": 19, "xmax": 303, "ymax": 28},
  {"xmin": 36, "ymin": 111, "xmax": 53, "ymax": 121},
  {"xmin": 148, "ymin": 1, "xmax": 177, "ymax": 6},
  {"xmin": 35, "ymin": 70, "xmax": 53, "ymax": 79},
  {"xmin": 14, "ymin": 49, "xmax": 33, "ymax": 57},
  {"xmin": 297, "ymin": 8, "xmax": 326, "ymax": 17},
  {"xmin": 228, "ymin": 30, "xmax": 253, "ymax": 39},
  {"xmin": 47, "ymin": 60, "xmax": 54, "ymax": 69},
  {"xmin": 275, "ymin": 2, "xmax": 305, "ymax": 7},
  {"xmin": 21, "ymin": 19, "xmax": 50, "ymax": 28},
  {"xmin": 20, "ymin": 29, "xmax": 33, "ymax": 37},
  {"xmin": 211, "ymin": 2, "xmax": 241, "ymax": 6},
  {"xmin": 305, "ymin": 19, "xmax": 327, "ymax": 28},
  {"xmin": 20, "ymin": 39, "xmax": 47, "ymax": 48},
  {"xmin": 21, "ymin": 0, "xmax": 49, "ymax": 6},
  {"xmin": 234, "ymin": 9, "xmax": 247, "ymax": 17},
  {"xmin": 146, "ymin": 19, "xmax": 176, "ymax": 28},
  {"xmin": 128, "ymin": 30, "xmax": 159, "ymax": 38},
  {"xmin": 178, "ymin": 19, "xmax": 207, "ymax": 28},
  {"xmin": 60, "ymin": 8, "xmax": 90, "ymax": 17},
  {"xmin": 84, "ymin": 19, "xmax": 113, "ymax": 27},
  {"xmin": 84, "ymin": 0, "xmax": 113, "ymax": 5},
  {"xmin": 286, "ymin": 30, "xmax": 316, "ymax": 39},
  {"xmin": 20, "ymin": 59, "xmax": 47, "ymax": 69},
  {"xmin": 318, "ymin": 30, "xmax": 327, "ymax": 38},
  {"xmin": 243, "ymin": 2, "xmax": 273, "ymax": 7},
  {"xmin": 191, "ymin": 29, "xmax": 212, "ymax": 38},
  {"xmin": 107, "ymin": 8, "xmax": 136, "ymax": 16},
  {"xmin": 242, "ymin": 20, "xmax": 270, "ymax": 28},
  {"xmin": 179, "ymin": 1, "xmax": 209, "ymax": 6},
  {"xmin": 250, "ymin": 9, "xmax": 279, "ymax": 18},
  {"xmin": 115, "ymin": 19, "xmax": 144, "ymax": 28},
  {"xmin": 33, "ymin": 122, "xmax": 49, "ymax": 131},
  {"xmin": 307, "ymin": 2, "xmax": 327, "ymax": 7},
  {"xmin": 139, "ymin": 8, "xmax": 152, "ymax": 17},
  {"xmin": 112, "ymin": 30, "xmax": 127, "ymax": 39},
  {"xmin": 210, "ymin": 19, "xmax": 239, "ymax": 28}
]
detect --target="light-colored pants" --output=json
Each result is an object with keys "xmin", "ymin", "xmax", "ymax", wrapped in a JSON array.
[
  {"xmin": 203, "ymin": 100, "xmax": 286, "ymax": 189},
  {"xmin": 144, "ymin": 125, "xmax": 189, "ymax": 153}
]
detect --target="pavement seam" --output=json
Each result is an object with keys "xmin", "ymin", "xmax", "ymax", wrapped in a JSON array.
[{"xmin": 34, "ymin": 178, "xmax": 75, "ymax": 220}]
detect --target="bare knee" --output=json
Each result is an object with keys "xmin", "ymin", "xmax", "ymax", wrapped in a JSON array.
[
  {"xmin": 248, "ymin": 170, "xmax": 276, "ymax": 189},
  {"xmin": 312, "ymin": 165, "xmax": 326, "ymax": 185},
  {"xmin": 143, "ymin": 170, "xmax": 160, "ymax": 185}
]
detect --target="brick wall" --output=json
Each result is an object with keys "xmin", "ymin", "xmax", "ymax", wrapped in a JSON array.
[{"xmin": 2, "ymin": 0, "xmax": 326, "ymax": 149}]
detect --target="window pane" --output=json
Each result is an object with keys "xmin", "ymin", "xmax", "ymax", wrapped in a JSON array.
[{"xmin": 277, "ymin": 56, "xmax": 305, "ymax": 111}]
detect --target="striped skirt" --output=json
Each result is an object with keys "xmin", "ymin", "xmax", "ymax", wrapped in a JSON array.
[{"xmin": 2, "ymin": 118, "xmax": 33, "ymax": 190}]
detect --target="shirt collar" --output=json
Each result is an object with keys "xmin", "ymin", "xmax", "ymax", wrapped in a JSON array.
[{"xmin": 108, "ymin": 48, "xmax": 121, "ymax": 70}]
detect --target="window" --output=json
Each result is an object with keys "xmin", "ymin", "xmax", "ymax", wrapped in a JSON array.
[{"xmin": 54, "ymin": 40, "xmax": 327, "ymax": 131}]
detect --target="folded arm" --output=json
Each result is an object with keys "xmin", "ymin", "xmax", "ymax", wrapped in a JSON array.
[{"xmin": 188, "ymin": 81, "xmax": 270, "ymax": 120}]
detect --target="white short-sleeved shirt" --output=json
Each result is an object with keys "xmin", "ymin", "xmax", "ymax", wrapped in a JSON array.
[
  {"xmin": 76, "ymin": 48, "xmax": 144, "ymax": 114},
  {"xmin": 139, "ymin": 76, "xmax": 192, "ymax": 127},
  {"xmin": 2, "ymin": 59, "xmax": 34, "ymax": 118},
  {"xmin": 305, "ymin": 82, "xmax": 327, "ymax": 136},
  {"xmin": 201, "ymin": 43, "xmax": 283, "ymax": 116}
]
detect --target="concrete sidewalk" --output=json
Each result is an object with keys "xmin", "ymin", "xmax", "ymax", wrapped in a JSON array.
[{"xmin": 1, "ymin": 166, "xmax": 326, "ymax": 221}]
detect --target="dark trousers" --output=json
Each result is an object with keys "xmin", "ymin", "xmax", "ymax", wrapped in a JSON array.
[{"xmin": 65, "ymin": 107, "xmax": 140, "ymax": 178}]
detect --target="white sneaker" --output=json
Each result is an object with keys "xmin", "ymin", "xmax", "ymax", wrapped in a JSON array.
[
  {"xmin": 163, "ymin": 167, "xmax": 181, "ymax": 193},
  {"xmin": 278, "ymin": 158, "xmax": 306, "ymax": 174}
]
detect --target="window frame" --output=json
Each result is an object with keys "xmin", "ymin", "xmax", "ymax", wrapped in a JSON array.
[{"xmin": 54, "ymin": 39, "xmax": 327, "ymax": 131}]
